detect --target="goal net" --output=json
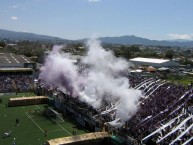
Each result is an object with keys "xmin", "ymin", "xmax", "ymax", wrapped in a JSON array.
[{"xmin": 46, "ymin": 107, "xmax": 64, "ymax": 123}]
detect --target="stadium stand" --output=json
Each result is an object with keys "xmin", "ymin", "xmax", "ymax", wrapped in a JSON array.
[
  {"xmin": 38, "ymin": 74, "xmax": 193, "ymax": 145},
  {"xmin": 0, "ymin": 53, "xmax": 36, "ymax": 93},
  {"xmin": 0, "ymin": 74, "xmax": 34, "ymax": 93}
]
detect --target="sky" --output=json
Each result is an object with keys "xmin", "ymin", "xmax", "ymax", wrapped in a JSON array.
[{"xmin": 0, "ymin": 0, "xmax": 193, "ymax": 40}]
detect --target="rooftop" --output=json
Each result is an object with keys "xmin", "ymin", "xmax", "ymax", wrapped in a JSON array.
[
  {"xmin": 0, "ymin": 67, "xmax": 33, "ymax": 72},
  {"xmin": 0, "ymin": 53, "xmax": 33, "ymax": 64},
  {"xmin": 130, "ymin": 57, "xmax": 170, "ymax": 64}
]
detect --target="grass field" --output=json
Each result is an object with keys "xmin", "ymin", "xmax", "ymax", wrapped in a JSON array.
[
  {"xmin": 0, "ymin": 92, "xmax": 89, "ymax": 145},
  {"xmin": 165, "ymin": 75, "xmax": 193, "ymax": 86}
]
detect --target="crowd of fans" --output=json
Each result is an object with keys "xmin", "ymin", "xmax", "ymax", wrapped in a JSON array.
[
  {"xmin": 0, "ymin": 75, "xmax": 34, "ymax": 92},
  {"xmin": 121, "ymin": 75, "xmax": 193, "ymax": 145},
  {"xmin": 35, "ymin": 73, "xmax": 193, "ymax": 145}
]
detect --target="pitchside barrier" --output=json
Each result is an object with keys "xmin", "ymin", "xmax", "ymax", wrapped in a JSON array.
[
  {"xmin": 46, "ymin": 132, "xmax": 111, "ymax": 145},
  {"xmin": 8, "ymin": 96, "xmax": 48, "ymax": 107}
]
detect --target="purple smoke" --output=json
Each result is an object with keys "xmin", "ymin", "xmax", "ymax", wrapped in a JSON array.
[
  {"xmin": 39, "ymin": 45, "xmax": 80, "ymax": 96},
  {"xmin": 39, "ymin": 39, "xmax": 142, "ymax": 125}
]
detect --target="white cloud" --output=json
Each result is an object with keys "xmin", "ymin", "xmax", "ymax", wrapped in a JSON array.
[
  {"xmin": 10, "ymin": 4, "xmax": 26, "ymax": 11},
  {"xmin": 9, "ymin": 4, "xmax": 21, "ymax": 9},
  {"xmin": 88, "ymin": 0, "xmax": 100, "ymax": 2},
  {"xmin": 168, "ymin": 33, "xmax": 193, "ymax": 40},
  {"xmin": 10, "ymin": 5, "xmax": 19, "ymax": 9},
  {"xmin": 10, "ymin": 16, "xmax": 18, "ymax": 20},
  {"xmin": 11, "ymin": 5, "xmax": 18, "ymax": 8}
]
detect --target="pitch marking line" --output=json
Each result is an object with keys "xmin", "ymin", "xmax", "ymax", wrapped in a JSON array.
[
  {"xmin": 56, "ymin": 123, "xmax": 72, "ymax": 136},
  {"xmin": 27, "ymin": 112, "xmax": 65, "ymax": 133},
  {"xmin": 26, "ymin": 112, "xmax": 44, "ymax": 133},
  {"xmin": 27, "ymin": 113, "xmax": 34, "ymax": 118},
  {"xmin": 48, "ymin": 129, "xmax": 64, "ymax": 133},
  {"xmin": 35, "ymin": 105, "xmax": 42, "ymax": 110},
  {"xmin": 35, "ymin": 105, "xmax": 72, "ymax": 135}
]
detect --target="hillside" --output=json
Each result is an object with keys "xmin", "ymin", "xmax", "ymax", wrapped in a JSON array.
[
  {"xmin": 97, "ymin": 35, "xmax": 193, "ymax": 47},
  {"xmin": 0, "ymin": 29, "xmax": 71, "ymax": 43},
  {"xmin": 1, "ymin": 29, "xmax": 193, "ymax": 46}
]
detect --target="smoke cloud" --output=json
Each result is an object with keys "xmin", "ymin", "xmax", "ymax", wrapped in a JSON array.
[
  {"xmin": 39, "ymin": 45, "xmax": 80, "ymax": 96},
  {"xmin": 39, "ymin": 39, "xmax": 142, "ymax": 125}
]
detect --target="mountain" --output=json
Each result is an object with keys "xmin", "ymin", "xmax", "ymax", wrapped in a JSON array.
[
  {"xmin": 0, "ymin": 29, "xmax": 71, "ymax": 43},
  {"xmin": 1, "ymin": 29, "xmax": 193, "ymax": 46},
  {"xmin": 97, "ymin": 35, "xmax": 193, "ymax": 47}
]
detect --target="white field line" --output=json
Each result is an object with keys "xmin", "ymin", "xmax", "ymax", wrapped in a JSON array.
[
  {"xmin": 28, "ymin": 112, "xmax": 64, "ymax": 134},
  {"xmin": 35, "ymin": 105, "xmax": 42, "ymax": 109},
  {"xmin": 35, "ymin": 105, "xmax": 72, "ymax": 135},
  {"xmin": 25, "ymin": 112, "xmax": 44, "ymax": 133},
  {"xmin": 48, "ymin": 129, "xmax": 64, "ymax": 133},
  {"xmin": 56, "ymin": 123, "xmax": 72, "ymax": 136}
]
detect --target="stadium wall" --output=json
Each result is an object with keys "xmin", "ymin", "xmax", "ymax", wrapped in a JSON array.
[{"xmin": 54, "ymin": 97, "xmax": 101, "ymax": 132}]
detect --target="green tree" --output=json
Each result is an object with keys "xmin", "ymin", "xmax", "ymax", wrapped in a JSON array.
[
  {"xmin": 0, "ymin": 41, "xmax": 6, "ymax": 48},
  {"xmin": 165, "ymin": 50, "xmax": 174, "ymax": 59}
]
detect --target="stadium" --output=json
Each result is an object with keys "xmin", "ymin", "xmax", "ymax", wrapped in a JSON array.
[
  {"xmin": 129, "ymin": 57, "xmax": 179, "ymax": 68},
  {"xmin": 0, "ymin": 45, "xmax": 193, "ymax": 145}
]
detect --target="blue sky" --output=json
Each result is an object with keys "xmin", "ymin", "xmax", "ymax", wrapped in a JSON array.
[{"xmin": 0, "ymin": 0, "xmax": 193, "ymax": 40}]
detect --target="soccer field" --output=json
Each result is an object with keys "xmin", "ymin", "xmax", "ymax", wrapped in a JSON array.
[{"xmin": 0, "ymin": 93, "xmax": 89, "ymax": 145}]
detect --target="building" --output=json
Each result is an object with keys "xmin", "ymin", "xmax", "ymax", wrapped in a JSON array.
[
  {"xmin": 129, "ymin": 57, "xmax": 179, "ymax": 68},
  {"xmin": 0, "ymin": 53, "xmax": 35, "ymax": 69}
]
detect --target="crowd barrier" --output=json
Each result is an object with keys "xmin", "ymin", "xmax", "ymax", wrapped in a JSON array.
[{"xmin": 8, "ymin": 96, "xmax": 48, "ymax": 107}]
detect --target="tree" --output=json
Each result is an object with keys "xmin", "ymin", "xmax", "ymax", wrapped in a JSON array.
[
  {"xmin": 165, "ymin": 50, "xmax": 174, "ymax": 59},
  {"xmin": 0, "ymin": 41, "xmax": 6, "ymax": 48}
]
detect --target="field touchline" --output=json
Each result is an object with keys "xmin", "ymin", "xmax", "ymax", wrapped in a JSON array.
[{"xmin": 25, "ymin": 112, "xmax": 44, "ymax": 133}]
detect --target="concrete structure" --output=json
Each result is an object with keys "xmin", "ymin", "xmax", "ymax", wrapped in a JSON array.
[
  {"xmin": 129, "ymin": 57, "xmax": 179, "ymax": 68},
  {"xmin": 8, "ymin": 96, "xmax": 47, "ymax": 107},
  {"xmin": 0, "ymin": 53, "xmax": 35, "ymax": 69},
  {"xmin": 47, "ymin": 132, "xmax": 110, "ymax": 145}
]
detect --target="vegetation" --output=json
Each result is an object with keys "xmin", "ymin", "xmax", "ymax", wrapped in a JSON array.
[
  {"xmin": 165, "ymin": 50, "xmax": 174, "ymax": 59},
  {"xmin": 0, "ymin": 38, "xmax": 193, "ymax": 68},
  {"xmin": 0, "ymin": 93, "xmax": 89, "ymax": 145},
  {"xmin": 165, "ymin": 75, "xmax": 193, "ymax": 86}
]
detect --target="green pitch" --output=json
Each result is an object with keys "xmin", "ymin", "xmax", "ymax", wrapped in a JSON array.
[{"xmin": 0, "ymin": 93, "xmax": 89, "ymax": 145}]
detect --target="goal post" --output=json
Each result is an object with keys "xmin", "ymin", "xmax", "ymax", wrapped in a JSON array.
[{"xmin": 46, "ymin": 107, "xmax": 64, "ymax": 123}]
